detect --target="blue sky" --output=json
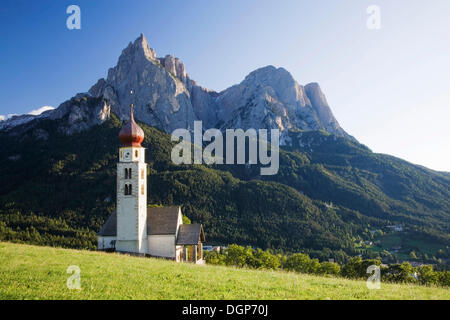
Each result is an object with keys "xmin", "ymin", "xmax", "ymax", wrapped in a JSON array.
[{"xmin": 0, "ymin": 0, "xmax": 449, "ymax": 171}]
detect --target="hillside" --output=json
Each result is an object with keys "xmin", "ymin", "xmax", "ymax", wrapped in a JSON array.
[
  {"xmin": 1, "ymin": 33, "xmax": 449, "ymax": 264},
  {"xmin": 0, "ymin": 112, "xmax": 449, "ymax": 264},
  {"xmin": 0, "ymin": 242, "xmax": 448, "ymax": 300}
]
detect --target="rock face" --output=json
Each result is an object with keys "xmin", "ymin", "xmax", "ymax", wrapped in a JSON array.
[
  {"xmin": 0, "ymin": 113, "xmax": 50, "ymax": 132},
  {"xmin": 87, "ymin": 34, "xmax": 353, "ymax": 140},
  {"xmin": 2, "ymin": 33, "xmax": 354, "ymax": 142},
  {"xmin": 158, "ymin": 55, "xmax": 187, "ymax": 83},
  {"xmin": 0, "ymin": 93, "xmax": 110, "ymax": 136},
  {"xmin": 89, "ymin": 34, "xmax": 196, "ymax": 133},
  {"xmin": 49, "ymin": 94, "xmax": 111, "ymax": 135},
  {"xmin": 304, "ymin": 83, "xmax": 349, "ymax": 138},
  {"xmin": 214, "ymin": 66, "xmax": 353, "ymax": 140}
]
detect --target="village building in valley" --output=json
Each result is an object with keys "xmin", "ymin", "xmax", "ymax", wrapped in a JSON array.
[{"xmin": 97, "ymin": 100, "xmax": 205, "ymax": 263}]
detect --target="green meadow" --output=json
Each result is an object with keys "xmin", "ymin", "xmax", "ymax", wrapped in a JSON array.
[{"xmin": 0, "ymin": 242, "xmax": 448, "ymax": 300}]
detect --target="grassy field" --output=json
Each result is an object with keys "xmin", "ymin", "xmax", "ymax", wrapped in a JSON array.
[{"xmin": 0, "ymin": 242, "xmax": 448, "ymax": 300}]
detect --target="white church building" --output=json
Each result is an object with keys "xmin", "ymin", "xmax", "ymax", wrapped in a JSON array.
[{"xmin": 98, "ymin": 104, "xmax": 205, "ymax": 263}]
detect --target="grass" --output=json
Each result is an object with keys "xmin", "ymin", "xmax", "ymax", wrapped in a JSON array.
[
  {"xmin": 0, "ymin": 242, "xmax": 448, "ymax": 300},
  {"xmin": 369, "ymin": 232, "xmax": 446, "ymax": 260},
  {"xmin": 380, "ymin": 233, "xmax": 402, "ymax": 248}
]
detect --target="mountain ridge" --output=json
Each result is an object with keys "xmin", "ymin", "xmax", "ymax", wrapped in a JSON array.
[{"xmin": 1, "ymin": 34, "xmax": 354, "ymax": 141}]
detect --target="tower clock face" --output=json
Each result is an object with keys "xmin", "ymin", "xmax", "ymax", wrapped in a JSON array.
[{"xmin": 123, "ymin": 150, "xmax": 131, "ymax": 161}]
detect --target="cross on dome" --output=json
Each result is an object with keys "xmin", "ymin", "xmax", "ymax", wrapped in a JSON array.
[{"xmin": 119, "ymin": 89, "xmax": 145, "ymax": 147}]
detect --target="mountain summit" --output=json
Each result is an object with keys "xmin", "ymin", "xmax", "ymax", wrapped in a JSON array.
[
  {"xmin": 88, "ymin": 34, "xmax": 196, "ymax": 133},
  {"xmin": 214, "ymin": 66, "xmax": 353, "ymax": 140},
  {"xmin": 0, "ymin": 34, "xmax": 353, "ymax": 140}
]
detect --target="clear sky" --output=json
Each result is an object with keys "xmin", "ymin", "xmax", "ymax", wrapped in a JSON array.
[{"xmin": 0, "ymin": 0, "xmax": 449, "ymax": 171}]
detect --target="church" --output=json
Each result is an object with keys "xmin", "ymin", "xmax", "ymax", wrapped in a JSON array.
[{"xmin": 97, "ymin": 104, "xmax": 205, "ymax": 263}]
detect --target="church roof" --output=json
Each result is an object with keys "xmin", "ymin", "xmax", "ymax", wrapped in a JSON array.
[
  {"xmin": 119, "ymin": 105, "xmax": 144, "ymax": 147},
  {"xmin": 98, "ymin": 206, "xmax": 204, "ymax": 240},
  {"xmin": 98, "ymin": 211, "xmax": 117, "ymax": 236},
  {"xmin": 147, "ymin": 206, "xmax": 180, "ymax": 235},
  {"xmin": 176, "ymin": 224, "xmax": 205, "ymax": 245}
]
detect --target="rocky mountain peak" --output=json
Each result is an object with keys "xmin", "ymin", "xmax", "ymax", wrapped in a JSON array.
[
  {"xmin": 303, "ymin": 82, "xmax": 352, "ymax": 140},
  {"xmin": 304, "ymin": 82, "xmax": 326, "ymax": 106},
  {"xmin": 129, "ymin": 33, "xmax": 157, "ymax": 61},
  {"xmin": 213, "ymin": 65, "xmax": 354, "ymax": 141},
  {"xmin": 49, "ymin": 94, "xmax": 111, "ymax": 135},
  {"xmin": 242, "ymin": 66, "xmax": 308, "ymax": 106},
  {"xmin": 109, "ymin": 33, "xmax": 157, "ymax": 81},
  {"xmin": 2, "ymin": 33, "xmax": 354, "ymax": 142},
  {"xmin": 158, "ymin": 55, "xmax": 187, "ymax": 83},
  {"xmin": 90, "ymin": 34, "xmax": 196, "ymax": 133},
  {"xmin": 244, "ymin": 66, "xmax": 295, "ymax": 85}
]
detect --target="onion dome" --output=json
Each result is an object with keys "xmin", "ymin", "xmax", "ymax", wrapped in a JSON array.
[{"xmin": 119, "ymin": 105, "xmax": 144, "ymax": 147}]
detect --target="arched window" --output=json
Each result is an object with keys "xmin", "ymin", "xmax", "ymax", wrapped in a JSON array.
[
  {"xmin": 124, "ymin": 184, "xmax": 132, "ymax": 195},
  {"xmin": 124, "ymin": 184, "xmax": 128, "ymax": 195},
  {"xmin": 129, "ymin": 184, "xmax": 132, "ymax": 195},
  {"xmin": 141, "ymin": 169, "xmax": 144, "ymax": 179},
  {"xmin": 124, "ymin": 168, "xmax": 132, "ymax": 179},
  {"xmin": 141, "ymin": 185, "xmax": 144, "ymax": 195},
  {"xmin": 135, "ymin": 150, "xmax": 139, "ymax": 158}
]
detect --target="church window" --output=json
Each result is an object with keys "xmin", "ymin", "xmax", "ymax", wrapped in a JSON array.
[
  {"xmin": 141, "ymin": 169, "xmax": 144, "ymax": 179},
  {"xmin": 135, "ymin": 150, "xmax": 138, "ymax": 158},
  {"xmin": 129, "ymin": 184, "xmax": 132, "ymax": 195},
  {"xmin": 124, "ymin": 168, "xmax": 132, "ymax": 179},
  {"xmin": 141, "ymin": 185, "xmax": 144, "ymax": 195},
  {"xmin": 124, "ymin": 184, "xmax": 132, "ymax": 195}
]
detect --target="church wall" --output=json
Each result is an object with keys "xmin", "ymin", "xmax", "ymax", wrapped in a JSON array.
[
  {"xmin": 97, "ymin": 236, "xmax": 116, "ymax": 250},
  {"xmin": 116, "ymin": 240, "xmax": 140, "ymax": 253},
  {"xmin": 148, "ymin": 235, "xmax": 176, "ymax": 259}
]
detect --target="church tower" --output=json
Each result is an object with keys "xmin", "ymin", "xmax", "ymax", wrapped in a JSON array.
[{"xmin": 115, "ymin": 93, "xmax": 147, "ymax": 254}]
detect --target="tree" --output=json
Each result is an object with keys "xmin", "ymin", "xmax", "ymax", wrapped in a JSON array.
[
  {"xmin": 437, "ymin": 271, "xmax": 450, "ymax": 287},
  {"xmin": 318, "ymin": 261, "xmax": 341, "ymax": 275},
  {"xmin": 182, "ymin": 215, "xmax": 191, "ymax": 224},
  {"xmin": 223, "ymin": 244, "xmax": 252, "ymax": 267},
  {"xmin": 417, "ymin": 265, "xmax": 437, "ymax": 285},
  {"xmin": 204, "ymin": 250, "xmax": 225, "ymax": 265},
  {"xmin": 384, "ymin": 262, "xmax": 416, "ymax": 283},
  {"xmin": 246, "ymin": 249, "xmax": 281, "ymax": 270},
  {"xmin": 283, "ymin": 253, "xmax": 319, "ymax": 274},
  {"xmin": 341, "ymin": 257, "xmax": 381, "ymax": 279}
]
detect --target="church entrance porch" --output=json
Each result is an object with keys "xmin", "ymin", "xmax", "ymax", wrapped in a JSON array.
[{"xmin": 181, "ymin": 242, "xmax": 204, "ymax": 264}]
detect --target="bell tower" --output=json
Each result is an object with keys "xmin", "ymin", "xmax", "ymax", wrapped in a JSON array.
[{"xmin": 115, "ymin": 90, "xmax": 148, "ymax": 254}]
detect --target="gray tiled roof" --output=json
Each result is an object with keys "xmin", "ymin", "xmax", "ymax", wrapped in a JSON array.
[
  {"xmin": 97, "ymin": 206, "xmax": 183, "ymax": 236},
  {"xmin": 176, "ymin": 224, "xmax": 205, "ymax": 245},
  {"xmin": 98, "ymin": 211, "xmax": 117, "ymax": 236},
  {"xmin": 147, "ymin": 206, "xmax": 180, "ymax": 235}
]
